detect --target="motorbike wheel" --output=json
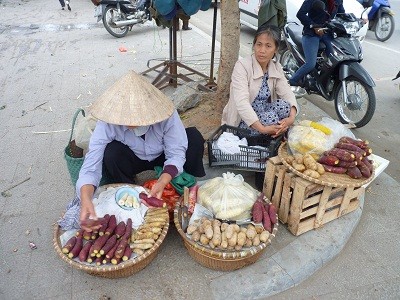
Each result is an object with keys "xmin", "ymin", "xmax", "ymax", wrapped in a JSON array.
[
  {"xmin": 279, "ymin": 49, "xmax": 298, "ymax": 80},
  {"xmin": 374, "ymin": 13, "xmax": 395, "ymax": 42},
  {"xmin": 102, "ymin": 6, "xmax": 129, "ymax": 38},
  {"xmin": 333, "ymin": 76, "xmax": 376, "ymax": 128}
]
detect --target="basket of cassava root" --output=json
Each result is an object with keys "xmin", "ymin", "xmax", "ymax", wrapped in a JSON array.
[
  {"xmin": 174, "ymin": 193, "xmax": 278, "ymax": 271},
  {"xmin": 53, "ymin": 206, "xmax": 169, "ymax": 278}
]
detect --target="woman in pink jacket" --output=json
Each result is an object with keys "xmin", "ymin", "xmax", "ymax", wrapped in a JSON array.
[{"xmin": 222, "ymin": 24, "xmax": 298, "ymax": 138}]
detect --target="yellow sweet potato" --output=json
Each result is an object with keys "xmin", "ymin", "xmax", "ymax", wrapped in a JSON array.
[
  {"xmin": 303, "ymin": 169, "xmax": 321, "ymax": 178},
  {"xmin": 292, "ymin": 162, "xmax": 306, "ymax": 172},
  {"xmin": 200, "ymin": 234, "xmax": 209, "ymax": 245},
  {"xmin": 303, "ymin": 154, "xmax": 317, "ymax": 171},
  {"xmin": 228, "ymin": 232, "xmax": 238, "ymax": 247},
  {"xmin": 294, "ymin": 153, "xmax": 304, "ymax": 164},
  {"xmin": 191, "ymin": 231, "xmax": 200, "ymax": 242},
  {"xmin": 252, "ymin": 234, "xmax": 261, "ymax": 246},
  {"xmin": 259, "ymin": 230, "xmax": 270, "ymax": 243},
  {"xmin": 237, "ymin": 232, "xmax": 247, "ymax": 247},
  {"xmin": 187, "ymin": 224, "xmax": 198, "ymax": 235},
  {"xmin": 225, "ymin": 224, "xmax": 235, "ymax": 239}
]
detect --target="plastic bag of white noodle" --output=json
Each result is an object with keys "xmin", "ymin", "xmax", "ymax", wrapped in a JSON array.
[{"xmin": 197, "ymin": 172, "xmax": 259, "ymax": 221}]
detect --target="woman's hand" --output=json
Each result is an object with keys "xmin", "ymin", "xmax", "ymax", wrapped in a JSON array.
[
  {"xmin": 273, "ymin": 114, "xmax": 295, "ymax": 137},
  {"xmin": 314, "ymin": 28, "xmax": 325, "ymax": 36},
  {"xmin": 149, "ymin": 181, "xmax": 166, "ymax": 199},
  {"xmin": 79, "ymin": 185, "xmax": 101, "ymax": 232},
  {"xmin": 149, "ymin": 173, "xmax": 172, "ymax": 199}
]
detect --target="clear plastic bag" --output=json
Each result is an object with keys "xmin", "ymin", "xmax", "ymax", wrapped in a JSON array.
[
  {"xmin": 288, "ymin": 117, "xmax": 356, "ymax": 156},
  {"xmin": 197, "ymin": 172, "xmax": 259, "ymax": 221},
  {"xmin": 319, "ymin": 117, "xmax": 355, "ymax": 150},
  {"xmin": 73, "ymin": 114, "xmax": 97, "ymax": 151}
]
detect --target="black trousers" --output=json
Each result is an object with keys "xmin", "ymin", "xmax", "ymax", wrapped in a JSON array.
[{"xmin": 103, "ymin": 127, "xmax": 206, "ymax": 184}]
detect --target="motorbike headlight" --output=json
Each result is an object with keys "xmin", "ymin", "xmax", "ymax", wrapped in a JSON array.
[{"xmin": 342, "ymin": 21, "xmax": 360, "ymax": 36}]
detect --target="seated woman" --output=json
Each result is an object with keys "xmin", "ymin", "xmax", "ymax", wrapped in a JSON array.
[
  {"xmin": 60, "ymin": 71, "xmax": 205, "ymax": 232},
  {"xmin": 222, "ymin": 24, "xmax": 298, "ymax": 138}
]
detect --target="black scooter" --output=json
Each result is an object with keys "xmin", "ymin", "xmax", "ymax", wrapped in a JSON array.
[
  {"xmin": 93, "ymin": 0, "xmax": 151, "ymax": 38},
  {"xmin": 280, "ymin": 13, "xmax": 376, "ymax": 128}
]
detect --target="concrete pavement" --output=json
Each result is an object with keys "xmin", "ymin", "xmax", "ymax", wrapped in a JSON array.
[{"xmin": 0, "ymin": 1, "xmax": 399, "ymax": 299}]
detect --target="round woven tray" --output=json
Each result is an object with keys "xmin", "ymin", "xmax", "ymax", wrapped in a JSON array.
[
  {"xmin": 278, "ymin": 142, "xmax": 373, "ymax": 188},
  {"xmin": 174, "ymin": 202, "xmax": 278, "ymax": 271},
  {"xmin": 53, "ymin": 184, "xmax": 169, "ymax": 278}
]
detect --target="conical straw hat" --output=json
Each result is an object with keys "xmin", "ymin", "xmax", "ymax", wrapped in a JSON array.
[{"xmin": 90, "ymin": 71, "xmax": 174, "ymax": 126}]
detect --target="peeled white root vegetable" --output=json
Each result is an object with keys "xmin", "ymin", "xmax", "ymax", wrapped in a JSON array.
[{"xmin": 118, "ymin": 193, "xmax": 140, "ymax": 209}]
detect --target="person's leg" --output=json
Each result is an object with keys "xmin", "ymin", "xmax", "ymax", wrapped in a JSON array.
[
  {"xmin": 321, "ymin": 34, "xmax": 334, "ymax": 57},
  {"xmin": 59, "ymin": 0, "xmax": 65, "ymax": 9},
  {"xmin": 289, "ymin": 35, "xmax": 320, "ymax": 86},
  {"xmin": 182, "ymin": 19, "xmax": 192, "ymax": 30},
  {"xmin": 183, "ymin": 127, "xmax": 205, "ymax": 177},
  {"xmin": 269, "ymin": 99, "xmax": 291, "ymax": 120},
  {"xmin": 66, "ymin": 0, "xmax": 71, "ymax": 11},
  {"xmin": 103, "ymin": 141, "xmax": 161, "ymax": 183}
]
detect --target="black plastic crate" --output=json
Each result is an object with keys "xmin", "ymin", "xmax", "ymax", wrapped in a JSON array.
[{"xmin": 207, "ymin": 125, "xmax": 282, "ymax": 172}]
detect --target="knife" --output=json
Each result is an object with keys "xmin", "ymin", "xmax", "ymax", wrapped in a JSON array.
[{"xmin": 181, "ymin": 187, "xmax": 189, "ymax": 232}]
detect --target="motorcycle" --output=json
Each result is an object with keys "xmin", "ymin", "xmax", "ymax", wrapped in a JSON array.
[
  {"xmin": 358, "ymin": 0, "xmax": 395, "ymax": 42},
  {"xmin": 280, "ymin": 13, "xmax": 376, "ymax": 128},
  {"xmin": 393, "ymin": 70, "xmax": 400, "ymax": 92},
  {"xmin": 93, "ymin": 0, "xmax": 152, "ymax": 38}
]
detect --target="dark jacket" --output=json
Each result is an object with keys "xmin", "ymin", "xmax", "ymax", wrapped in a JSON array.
[
  {"xmin": 258, "ymin": 0, "xmax": 287, "ymax": 29},
  {"xmin": 297, "ymin": 0, "xmax": 345, "ymax": 36}
]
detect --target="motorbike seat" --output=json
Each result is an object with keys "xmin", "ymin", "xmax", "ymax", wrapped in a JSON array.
[{"xmin": 287, "ymin": 25, "xmax": 303, "ymax": 50}]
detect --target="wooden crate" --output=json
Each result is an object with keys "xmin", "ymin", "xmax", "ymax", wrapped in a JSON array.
[{"xmin": 263, "ymin": 156, "xmax": 365, "ymax": 236}]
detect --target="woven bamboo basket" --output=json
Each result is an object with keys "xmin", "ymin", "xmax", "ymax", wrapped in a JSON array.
[
  {"xmin": 174, "ymin": 202, "xmax": 278, "ymax": 271},
  {"xmin": 53, "ymin": 183, "xmax": 169, "ymax": 278},
  {"xmin": 53, "ymin": 222, "xmax": 169, "ymax": 278},
  {"xmin": 279, "ymin": 142, "xmax": 374, "ymax": 188}
]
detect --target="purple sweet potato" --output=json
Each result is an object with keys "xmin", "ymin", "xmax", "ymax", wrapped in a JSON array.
[
  {"xmin": 262, "ymin": 205, "xmax": 272, "ymax": 233},
  {"xmin": 325, "ymin": 148, "xmax": 355, "ymax": 162},
  {"xmin": 268, "ymin": 203, "xmax": 278, "ymax": 225},
  {"xmin": 335, "ymin": 142, "xmax": 365, "ymax": 155},
  {"xmin": 123, "ymin": 218, "xmax": 133, "ymax": 242},
  {"xmin": 318, "ymin": 155, "xmax": 339, "ymax": 166},
  {"xmin": 347, "ymin": 166, "xmax": 362, "ymax": 179},
  {"xmin": 105, "ymin": 215, "xmax": 117, "ymax": 235},
  {"xmin": 92, "ymin": 234, "xmax": 109, "ymax": 254},
  {"xmin": 105, "ymin": 239, "xmax": 121, "ymax": 259},
  {"xmin": 62, "ymin": 236, "xmax": 77, "ymax": 254},
  {"xmin": 122, "ymin": 246, "xmax": 132, "ymax": 261},
  {"xmin": 337, "ymin": 160, "xmax": 358, "ymax": 168},
  {"xmin": 357, "ymin": 160, "xmax": 371, "ymax": 178},
  {"xmin": 339, "ymin": 136, "xmax": 369, "ymax": 149},
  {"xmin": 114, "ymin": 238, "xmax": 128, "ymax": 259},
  {"xmin": 114, "ymin": 221, "xmax": 126, "ymax": 238},
  {"xmin": 68, "ymin": 237, "xmax": 83, "ymax": 259},
  {"xmin": 99, "ymin": 234, "xmax": 117, "ymax": 255},
  {"xmin": 321, "ymin": 164, "xmax": 347, "ymax": 174},
  {"xmin": 252, "ymin": 201, "xmax": 264, "ymax": 223},
  {"xmin": 98, "ymin": 214, "xmax": 110, "ymax": 236},
  {"xmin": 78, "ymin": 241, "xmax": 93, "ymax": 262}
]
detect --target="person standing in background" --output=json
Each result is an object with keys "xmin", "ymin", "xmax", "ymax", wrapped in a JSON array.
[{"xmin": 59, "ymin": 0, "xmax": 71, "ymax": 11}]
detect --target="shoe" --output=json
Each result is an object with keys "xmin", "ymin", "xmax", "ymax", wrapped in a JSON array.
[
  {"xmin": 61, "ymin": 7, "xmax": 65, "ymax": 10},
  {"xmin": 291, "ymin": 86, "xmax": 307, "ymax": 98},
  {"xmin": 182, "ymin": 27, "xmax": 192, "ymax": 31}
]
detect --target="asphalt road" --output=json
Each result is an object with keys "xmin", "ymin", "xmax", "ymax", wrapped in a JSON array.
[{"xmin": 191, "ymin": 1, "xmax": 400, "ymax": 182}]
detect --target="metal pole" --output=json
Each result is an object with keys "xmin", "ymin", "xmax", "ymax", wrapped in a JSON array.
[{"xmin": 206, "ymin": 0, "xmax": 218, "ymax": 88}]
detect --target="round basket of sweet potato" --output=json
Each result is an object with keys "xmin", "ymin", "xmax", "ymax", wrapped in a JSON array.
[
  {"xmin": 53, "ymin": 184, "xmax": 170, "ymax": 278},
  {"xmin": 173, "ymin": 193, "xmax": 278, "ymax": 271}
]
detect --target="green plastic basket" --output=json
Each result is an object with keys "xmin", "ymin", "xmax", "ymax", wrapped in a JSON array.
[
  {"xmin": 64, "ymin": 109, "xmax": 110, "ymax": 187},
  {"xmin": 64, "ymin": 109, "xmax": 85, "ymax": 187}
]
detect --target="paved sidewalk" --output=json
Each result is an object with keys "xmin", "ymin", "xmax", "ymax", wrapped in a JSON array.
[{"xmin": 0, "ymin": 1, "xmax": 399, "ymax": 299}]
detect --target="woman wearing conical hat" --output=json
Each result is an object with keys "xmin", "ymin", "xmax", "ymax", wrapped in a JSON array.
[{"xmin": 76, "ymin": 71, "xmax": 205, "ymax": 232}]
